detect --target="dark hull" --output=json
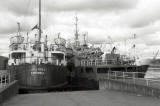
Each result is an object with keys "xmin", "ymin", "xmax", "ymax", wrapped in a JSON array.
[
  {"xmin": 73, "ymin": 65, "xmax": 149, "ymax": 90},
  {"xmin": 8, "ymin": 64, "xmax": 68, "ymax": 90}
]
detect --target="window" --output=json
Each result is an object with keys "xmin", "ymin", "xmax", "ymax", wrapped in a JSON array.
[
  {"xmin": 80, "ymin": 68, "xmax": 84, "ymax": 73},
  {"xmin": 86, "ymin": 68, "xmax": 93, "ymax": 73},
  {"xmin": 110, "ymin": 68, "xmax": 125, "ymax": 71},
  {"xmin": 97, "ymin": 68, "xmax": 109, "ymax": 73}
]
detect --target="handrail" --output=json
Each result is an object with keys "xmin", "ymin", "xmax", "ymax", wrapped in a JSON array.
[
  {"xmin": 9, "ymin": 56, "xmax": 67, "ymax": 66},
  {"xmin": 80, "ymin": 59, "xmax": 134, "ymax": 66},
  {"xmin": 0, "ymin": 71, "xmax": 10, "ymax": 89},
  {"xmin": 105, "ymin": 71, "xmax": 160, "ymax": 88},
  {"xmin": 0, "ymin": 80, "xmax": 18, "ymax": 105}
]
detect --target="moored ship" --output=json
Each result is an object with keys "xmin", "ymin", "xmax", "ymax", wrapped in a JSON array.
[
  {"xmin": 7, "ymin": 0, "xmax": 68, "ymax": 90},
  {"xmin": 70, "ymin": 17, "xmax": 149, "ymax": 89},
  {"xmin": 8, "ymin": 34, "xmax": 68, "ymax": 90}
]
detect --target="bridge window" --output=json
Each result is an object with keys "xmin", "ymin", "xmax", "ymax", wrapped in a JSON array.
[
  {"xmin": 11, "ymin": 53, "xmax": 26, "ymax": 59},
  {"xmin": 110, "ymin": 68, "xmax": 125, "ymax": 71},
  {"xmin": 51, "ymin": 53, "xmax": 65, "ymax": 65},
  {"xmin": 127, "ymin": 67, "xmax": 136, "ymax": 72}
]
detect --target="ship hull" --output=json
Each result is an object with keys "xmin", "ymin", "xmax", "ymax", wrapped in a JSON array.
[
  {"xmin": 8, "ymin": 64, "xmax": 68, "ymax": 90},
  {"xmin": 73, "ymin": 65, "xmax": 149, "ymax": 90}
]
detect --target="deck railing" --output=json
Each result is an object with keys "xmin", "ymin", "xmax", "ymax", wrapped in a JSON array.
[
  {"xmin": 0, "ymin": 71, "xmax": 10, "ymax": 89},
  {"xmin": 0, "ymin": 80, "xmax": 18, "ymax": 105},
  {"xmin": 9, "ymin": 57, "xmax": 67, "ymax": 66},
  {"xmin": 99, "ymin": 71, "xmax": 160, "ymax": 98},
  {"xmin": 105, "ymin": 71, "xmax": 160, "ymax": 89},
  {"xmin": 80, "ymin": 59, "xmax": 134, "ymax": 66},
  {"xmin": 9, "ymin": 43, "xmax": 66, "ymax": 52}
]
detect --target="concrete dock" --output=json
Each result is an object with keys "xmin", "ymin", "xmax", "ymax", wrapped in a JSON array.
[{"xmin": 3, "ymin": 90, "xmax": 160, "ymax": 106}]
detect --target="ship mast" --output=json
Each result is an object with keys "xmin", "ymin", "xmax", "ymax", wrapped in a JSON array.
[
  {"xmin": 38, "ymin": 0, "xmax": 41, "ymax": 43},
  {"xmin": 75, "ymin": 16, "xmax": 78, "ymax": 41},
  {"xmin": 17, "ymin": 22, "xmax": 21, "ymax": 36},
  {"xmin": 74, "ymin": 15, "xmax": 80, "ymax": 47}
]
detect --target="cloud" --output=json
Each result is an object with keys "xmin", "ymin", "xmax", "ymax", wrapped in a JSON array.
[
  {"xmin": 0, "ymin": 38, "xmax": 9, "ymax": 56},
  {"xmin": 0, "ymin": 0, "xmax": 37, "ymax": 16},
  {"xmin": 120, "ymin": 0, "xmax": 160, "ymax": 28},
  {"xmin": 0, "ymin": 0, "xmax": 138, "ymax": 16},
  {"xmin": 0, "ymin": 11, "xmax": 39, "ymax": 35},
  {"xmin": 0, "ymin": 0, "xmax": 160, "ymax": 58},
  {"xmin": 45, "ymin": 0, "xmax": 137, "ymax": 12},
  {"xmin": 0, "ymin": 12, "xmax": 18, "ymax": 35}
]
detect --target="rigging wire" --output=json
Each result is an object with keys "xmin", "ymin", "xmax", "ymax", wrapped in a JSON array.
[{"xmin": 42, "ymin": 0, "xmax": 52, "ymax": 41}]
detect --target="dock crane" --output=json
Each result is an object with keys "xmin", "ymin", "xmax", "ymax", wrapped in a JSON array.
[{"xmin": 153, "ymin": 50, "xmax": 159, "ymax": 60}]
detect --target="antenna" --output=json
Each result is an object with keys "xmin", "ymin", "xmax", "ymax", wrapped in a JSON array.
[{"xmin": 83, "ymin": 32, "xmax": 87, "ymax": 45}]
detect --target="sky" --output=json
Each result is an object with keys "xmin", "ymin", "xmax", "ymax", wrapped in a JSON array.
[{"xmin": 0, "ymin": 0, "xmax": 160, "ymax": 58}]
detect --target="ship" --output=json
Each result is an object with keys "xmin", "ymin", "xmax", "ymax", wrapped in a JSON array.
[
  {"xmin": 70, "ymin": 16, "xmax": 149, "ymax": 89},
  {"xmin": 7, "ymin": 0, "xmax": 69, "ymax": 91}
]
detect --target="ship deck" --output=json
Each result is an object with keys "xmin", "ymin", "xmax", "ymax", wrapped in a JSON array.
[{"xmin": 3, "ymin": 90, "xmax": 160, "ymax": 106}]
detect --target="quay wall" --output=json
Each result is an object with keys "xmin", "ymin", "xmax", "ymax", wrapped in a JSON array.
[
  {"xmin": 99, "ymin": 79, "xmax": 160, "ymax": 98},
  {"xmin": 0, "ymin": 80, "xmax": 18, "ymax": 105}
]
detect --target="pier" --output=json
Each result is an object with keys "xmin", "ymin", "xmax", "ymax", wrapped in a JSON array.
[
  {"xmin": 0, "ymin": 80, "xmax": 18, "ymax": 105},
  {"xmin": 99, "ymin": 71, "xmax": 160, "ymax": 98},
  {"xmin": 1, "ymin": 71, "xmax": 160, "ymax": 106},
  {"xmin": 3, "ymin": 90, "xmax": 160, "ymax": 106}
]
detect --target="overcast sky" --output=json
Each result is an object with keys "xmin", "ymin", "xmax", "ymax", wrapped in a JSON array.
[{"xmin": 0, "ymin": 0, "xmax": 160, "ymax": 58}]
